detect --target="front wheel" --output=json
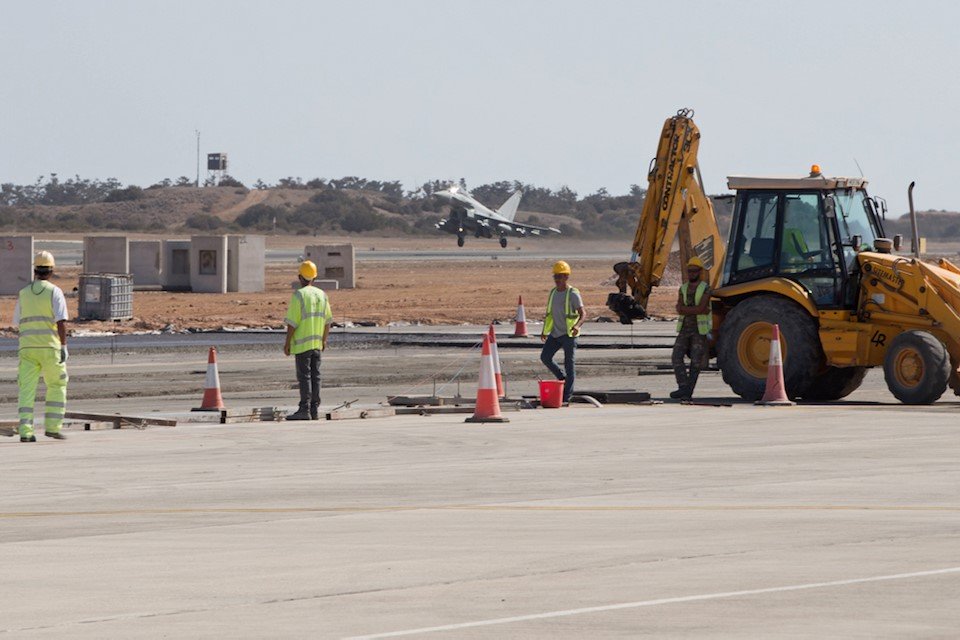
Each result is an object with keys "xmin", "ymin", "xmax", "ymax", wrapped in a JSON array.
[
  {"xmin": 499, "ymin": 237, "xmax": 508, "ymax": 248},
  {"xmin": 457, "ymin": 236, "xmax": 465, "ymax": 247},
  {"xmin": 883, "ymin": 330, "xmax": 949, "ymax": 404}
]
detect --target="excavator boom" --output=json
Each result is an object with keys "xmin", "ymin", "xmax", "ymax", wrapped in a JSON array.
[{"xmin": 609, "ymin": 109, "xmax": 725, "ymax": 323}]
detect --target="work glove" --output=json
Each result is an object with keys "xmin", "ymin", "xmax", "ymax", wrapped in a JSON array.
[{"xmin": 60, "ymin": 346, "xmax": 68, "ymax": 364}]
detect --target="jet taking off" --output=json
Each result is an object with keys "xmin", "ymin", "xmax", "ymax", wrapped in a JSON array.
[{"xmin": 434, "ymin": 186, "xmax": 561, "ymax": 247}]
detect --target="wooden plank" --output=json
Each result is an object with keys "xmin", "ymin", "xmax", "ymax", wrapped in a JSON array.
[
  {"xmin": 326, "ymin": 408, "xmax": 397, "ymax": 421},
  {"xmin": 64, "ymin": 411, "xmax": 177, "ymax": 427}
]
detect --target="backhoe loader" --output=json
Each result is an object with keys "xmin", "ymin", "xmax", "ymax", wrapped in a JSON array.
[{"xmin": 609, "ymin": 108, "xmax": 960, "ymax": 404}]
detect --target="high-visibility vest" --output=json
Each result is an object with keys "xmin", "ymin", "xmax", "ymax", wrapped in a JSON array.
[
  {"xmin": 287, "ymin": 286, "xmax": 331, "ymax": 354},
  {"xmin": 543, "ymin": 286, "xmax": 581, "ymax": 337},
  {"xmin": 677, "ymin": 281, "xmax": 711, "ymax": 336},
  {"xmin": 18, "ymin": 280, "xmax": 61, "ymax": 350}
]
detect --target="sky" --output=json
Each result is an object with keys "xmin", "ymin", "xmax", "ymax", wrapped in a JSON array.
[{"xmin": 2, "ymin": 0, "xmax": 959, "ymax": 214}]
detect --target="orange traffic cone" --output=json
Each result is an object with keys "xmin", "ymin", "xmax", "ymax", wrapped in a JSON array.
[
  {"xmin": 193, "ymin": 347, "xmax": 226, "ymax": 411},
  {"xmin": 465, "ymin": 334, "xmax": 509, "ymax": 423},
  {"xmin": 511, "ymin": 296, "xmax": 529, "ymax": 338},
  {"xmin": 488, "ymin": 324, "xmax": 505, "ymax": 398},
  {"xmin": 756, "ymin": 324, "xmax": 794, "ymax": 406}
]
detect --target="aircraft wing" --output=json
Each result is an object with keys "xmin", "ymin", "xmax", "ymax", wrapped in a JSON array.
[{"xmin": 491, "ymin": 218, "xmax": 562, "ymax": 237}]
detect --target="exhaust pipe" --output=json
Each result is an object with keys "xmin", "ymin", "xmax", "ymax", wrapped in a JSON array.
[{"xmin": 908, "ymin": 181, "xmax": 920, "ymax": 258}]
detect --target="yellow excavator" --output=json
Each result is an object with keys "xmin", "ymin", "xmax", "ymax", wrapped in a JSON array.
[{"xmin": 609, "ymin": 108, "xmax": 960, "ymax": 404}]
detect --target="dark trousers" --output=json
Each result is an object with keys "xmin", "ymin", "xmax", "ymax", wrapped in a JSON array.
[
  {"xmin": 540, "ymin": 335, "xmax": 577, "ymax": 402},
  {"xmin": 295, "ymin": 349, "xmax": 322, "ymax": 412},
  {"xmin": 672, "ymin": 331, "xmax": 707, "ymax": 392}
]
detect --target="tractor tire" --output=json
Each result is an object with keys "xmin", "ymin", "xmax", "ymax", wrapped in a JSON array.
[
  {"xmin": 801, "ymin": 366, "xmax": 867, "ymax": 401},
  {"xmin": 717, "ymin": 295, "xmax": 822, "ymax": 401},
  {"xmin": 883, "ymin": 330, "xmax": 950, "ymax": 405}
]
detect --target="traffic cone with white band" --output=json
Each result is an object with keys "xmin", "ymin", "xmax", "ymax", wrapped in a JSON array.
[
  {"xmin": 194, "ymin": 347, "xmax": 226, "ymax": 411},
  {"xmin": 756, "ymin": 324, "xmax": 794, "ymax": 406},
  {"xmin": 488, "ymin": 324, "xmax": 505, "ymax": 398},
  {"xmin": 512, "ymin": 296, "xmax": 529, "ymax": 337},
  {"xmin": 465, "ymin": 334, "xmax": 509, "ymax": 423}
]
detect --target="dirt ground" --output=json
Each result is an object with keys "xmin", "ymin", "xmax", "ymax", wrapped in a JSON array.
[{"xmin": 0, "ymin": 261, "xmax": 678, "ymax": 335}]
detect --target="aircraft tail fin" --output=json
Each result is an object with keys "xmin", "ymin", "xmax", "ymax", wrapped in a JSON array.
[{"xmin": 496, "ymin": 191, "xmax": 523, "ymax": 221}]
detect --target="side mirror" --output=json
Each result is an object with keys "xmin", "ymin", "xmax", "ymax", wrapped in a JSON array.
[
  {"xmin": 893, "ymin": 234, "xmax": 903, "ymax": 251},
  {"xmin": 852, "ymin": 235, "xmax": 862, "ymax": 251}
]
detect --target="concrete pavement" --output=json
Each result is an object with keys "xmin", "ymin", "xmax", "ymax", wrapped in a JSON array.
[{"xmin": 3, "ymin": 399, "xmax": 960, "ymax": 637}]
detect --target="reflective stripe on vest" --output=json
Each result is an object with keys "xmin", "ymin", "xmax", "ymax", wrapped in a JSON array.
[
  {"xmin": 676, "ymin": 281, "xmax": 711, "ymax": 336},
  {"xmin": 18, "ymin": 281, "xmax": 60, "ymax": 350},
  {"xmin": 543, "ymin": 287, "xmax": 580, "ymax": 337},
  {"xmin": 290, "ymin": 287, "xmax": 329, "ymax": 354}
]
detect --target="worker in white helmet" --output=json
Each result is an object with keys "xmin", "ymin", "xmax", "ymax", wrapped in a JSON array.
[{"xmin": 13, "ymin": 251, "xmax": 69, "ymax": 442}]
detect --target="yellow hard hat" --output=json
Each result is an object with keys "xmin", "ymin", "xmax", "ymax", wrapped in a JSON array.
[
  {"xmin": 34, "ymin": 250, "xmax": 55, "ymax": 268},
  {"xmin": 552, "ymin": 260, "xmax": 572, "ymax": 275},
  {"xmin": 298, "ymin": 260, "xmax": 318, "ymax": 280},
  {"xmin": 687, "ymin": 256, "xmax": 705, "ymax": 269}
]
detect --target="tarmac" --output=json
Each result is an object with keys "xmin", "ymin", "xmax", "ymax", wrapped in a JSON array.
[{"xmin": 2, "ymin": 324, "xmax": 960, "ymax": 637}]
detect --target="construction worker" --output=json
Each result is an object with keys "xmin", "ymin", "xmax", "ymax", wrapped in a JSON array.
[
  {"xmin": 283, "ymin": 260, "xmax": 333, "ymax": 420},
  {"xmin": 14, "ymin": 251, "xmax": 69, "ymax": 442},
  {"xmin": 671, "ymin": 257, "xmax": 712, "ymax": 400},
  {"xmin": 540, "ymin": 260, "xmax": 585, "ymax": 404}
]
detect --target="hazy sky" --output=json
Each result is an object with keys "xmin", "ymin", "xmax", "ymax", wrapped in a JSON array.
[{"xmin": 2, "ymin": 0, "xmax": 958, "ymax": 213}]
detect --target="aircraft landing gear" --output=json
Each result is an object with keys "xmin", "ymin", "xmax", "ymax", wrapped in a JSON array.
[
  {"xmin": 499, "ymin": 237, "xmax": 508, "ymax": 248},
  {"xmin": 457, "ymin": 235, "xmax": 465, "ymax": 247}
]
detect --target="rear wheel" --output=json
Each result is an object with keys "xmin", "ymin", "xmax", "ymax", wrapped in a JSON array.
[
  {"xmin": 802, "ymin": 366, "xmax": 867, "ymax": 401},
  {"xmin": 717, "ymin": 295, "xmax": 822, "ymax": 400},
  {"xmin": 883, "ymin": 330, "xmax": 949, "ymax": 404}
]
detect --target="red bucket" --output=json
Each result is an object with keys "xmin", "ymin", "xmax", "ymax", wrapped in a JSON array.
[{"xmin": 538, "ymin": 379, "xmax": 565, "ymax": 408}]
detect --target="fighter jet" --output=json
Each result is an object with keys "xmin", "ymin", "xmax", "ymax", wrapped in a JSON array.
[{"xmin": 434, "ymin": 186, "xmax": 561, "ymax": 248}]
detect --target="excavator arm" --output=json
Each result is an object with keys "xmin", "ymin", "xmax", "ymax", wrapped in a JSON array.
[{"xmin": 608, "ymin": 109, "xmax": 726, "ymax": 323}]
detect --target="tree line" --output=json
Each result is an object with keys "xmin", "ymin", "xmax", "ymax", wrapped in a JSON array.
[{"xmin": 1, "ymin": 173, "xmax": 957, "ymax": 239}]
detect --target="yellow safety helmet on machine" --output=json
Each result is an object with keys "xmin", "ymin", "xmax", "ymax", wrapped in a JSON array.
[
  {"xmin": 299, "ymin": 260, "xmax": 318, "ymax": 280},
  {"xmin": 34, "ymin": 250, "xmax": 55, "ymax": 269},
  {"xmin": 552, "ymin": 260, "xmax": 572, "ymax": 275}
]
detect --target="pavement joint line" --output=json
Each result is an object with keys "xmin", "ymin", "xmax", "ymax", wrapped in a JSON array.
[
  {"xmin": 3, "ymin": 504, "xmax": 960, "ymax": 519},
  {"xmin": 341, "ymin": 566, "xmax": 960, "ymax": 639}
]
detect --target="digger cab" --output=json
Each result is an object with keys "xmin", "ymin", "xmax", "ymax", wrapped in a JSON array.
[
  {"xmin": 722, "ymin": 171, "xmax": 889, "ymax": 308},
  {"xmin": 713, "ymin": 169, "xmax": 899, "ymax": 403}
]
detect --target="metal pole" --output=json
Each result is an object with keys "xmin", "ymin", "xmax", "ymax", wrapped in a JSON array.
[
  {"xmin": 195, "ymin": 130, "xmax": 200, "ymax": 187},
  {"xmin": 908, "ymin": 181, "xmax": 920, "ymax": 258}
]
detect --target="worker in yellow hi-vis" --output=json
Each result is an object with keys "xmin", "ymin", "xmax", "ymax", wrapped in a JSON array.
[
  {"xmin": 283, "ymin": 260, "xmax": 333, "ymax": 420},
  {"xmin": 14, "ymin": 251, "xmax": 69, "ymax": 442}
]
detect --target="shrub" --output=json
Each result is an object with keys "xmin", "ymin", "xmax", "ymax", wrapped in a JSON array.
[{"xmin": 104, "ymin": 186, "xmax": 145, "ymax": 202}]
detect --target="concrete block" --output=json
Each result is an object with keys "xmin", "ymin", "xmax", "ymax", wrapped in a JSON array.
[
  {"xmin": 162, "ymin": 240, "xmax": 191, "ymax": 290},
  {"xmin": 190, "ymin": 235, "xmax": 229, "ymax": 293},
  {"xmin": 304, "ymin": 244, "xmax": 355, "ymax": 289},
  {"xmin": 83, "ymin": 236, "xmax": 129, "ymax": 274},
  {"xmin": 0, "ymin": 236, "xmax": 34, "ymax": 295},
  {"xmin": 227, "ymin": 235, "xmax": 265, "ymax": 292},
  {"xmin": 313, "ymin": 279, "xmax": 339, "ymax": 291},
  {"xmin": 130, "ymin": 240, "xmax": 162, "ymax": 287}
]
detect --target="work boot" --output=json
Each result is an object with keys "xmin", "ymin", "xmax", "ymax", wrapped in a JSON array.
[
  {"xmin": 44, "ymin": 431, "xmax": 67, "ymax": 440},
  {"xmin": 669, "ymin": 387, "xmax": 687, "ymax": 399},
  {"xmin": 310, "ymin": 407, "xmax": 320, "ymax": 420},
  {"xmin": 286, "ymin": 410, "xmax": 312, "ymax": 421},
  {"xmin": 20, "ymin": 435, "xmax": 36, "ymax": 443}
]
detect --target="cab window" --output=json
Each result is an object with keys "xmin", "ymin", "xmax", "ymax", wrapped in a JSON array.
[
  {"xmin": 779, "ymin": 193, "xmax": 840, "ymax": 306},
  {"xmin": 730, "ymin": 192, "xmax": 779, "ymax": 280}
]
